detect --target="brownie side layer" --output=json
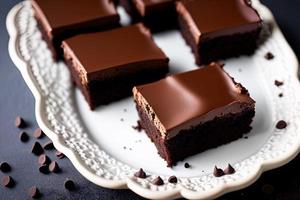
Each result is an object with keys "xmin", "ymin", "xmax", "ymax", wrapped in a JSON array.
[
  {"xmin": 178, "ymin": 13, "xmax": 262, "ymax": 65},
  {"xmin": 66, "ymin": 56, "xmax": 168, "ymax": 110},
  {"xmin": 136, "ymin": 103, "xmax": 255, "ymax": 166},
  {"xmin": 198, "ymin": 28, "xmax": 262, "ymax": 65},
  {"xmin": 87, "ymin": 63, "xmax": 168, "ymax": 109}
]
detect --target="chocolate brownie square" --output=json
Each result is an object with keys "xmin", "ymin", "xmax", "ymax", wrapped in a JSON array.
[
  {"xmin": 31, "ymin": 0, "xmax": 120, "ymax": 59},
  {"xmin": 120, "ymin": 0, "xmax": 178, "ymax": 32},
  {"xmin": 62, "ymin": 23, "xmax": 169, "ymax": 110},
  {"xmin": 177, "ymin": 0, "xmax": 262, "ymax": 65},
  {"xmin": 133, "ymin": 63, "xmax": 255, "ymax": 166}
]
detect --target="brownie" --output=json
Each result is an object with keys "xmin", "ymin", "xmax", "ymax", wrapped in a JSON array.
[
  {"xmin": 120, "ymin": 0, "xmax": 178, "ymax": 32},
  {"xmin": 177, "ymin": 0, "xmax": 262, "ymax": 65},
  {"xmin": 31, "ymin": 0, "xmax": 120, "ymax": 59},
  {"xmin": 133, "ymin": 63, "xmax": 255, "ymax": 166},
  {"xmin": 62, "ymin": 23, "xmax": 169, "ymax": 110}
]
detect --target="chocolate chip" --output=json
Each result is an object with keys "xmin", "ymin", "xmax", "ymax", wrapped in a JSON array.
[
  {"xmin": 276, "ymin": 120, "xmax": 287, "ymax": 129},
  {"xmin": 38, "ymin": 154, "xmax": 50, "ymax": 165},
  {"xmin": 28, "ymin": 186, "xmax": 40, "ymax": 198},
  {"xmin": 33, "ymin": 128, "xmax": 44, "ymax": 139},
  {"xmin": 1, "ymin": 176, "xmax": 15, "ymax": 187},
  {"xmin": 168, "ymin": 176, "xmax": 177, "ymax": 184},
  {"xmin": 134, "ymin": 168, "xmax": 146, "ymax": 179},
  {"xmin": 132, "ymin": 120, "xmax": 143, "ymax": 132},
  {"xmin": 19, "ymin": 131, "xmax": 29, "ymax": 142},
  {"xmin": 49, "ymin": 161, "xmax": 60, "ymax": 173},
  {"xmin": 43, "ymin": 141, "xmax": 54, "ymax": 150},
  {"xmin": 224, "ymin": 164, "xmax": 235, "ymax": 175},
  {"xmin": 274, "ymin": 80, "xmax": 284, "ymax": 87},
  {"xmin": 213, "ymin": 166, "xmax": 224, "ymax": 177},
  {"xmin": 64, "ymin": 179, "xmax": 75, "ymax": 191},
  {"xmin": 279, "ymin": 93, "xmax": 283, "ymax": 98},
  {"xmin": 265, "ymin": 52, "xmax": 274, "ymax": 60},
  {"xmin": 184, "ymin": 162, "xmax": 190, "ymax": 168},
  {"xmin": 31, "ymin": 142, "xmax": 44, "ymax": 156},
  {"xmin": 55, "ymin": 151, "xmax": 65, "ymax": 159},
  {"xmin": 152, "ymin": 176, "xmax": 164, "ymax": 186},
  {"xmin": 244, "ymin": 136, "xmax": 248, "ymax": 139},
  {"xmin": 0, "ymin": 162, "xmax": 11, "ymax": 173},
  {"xmin": 15, "ymin": 116, "xmax": 25, "ymax": 128},
  {"xmin": 39, "ymin": 165, "xmax": 49, "ymax": 174}
]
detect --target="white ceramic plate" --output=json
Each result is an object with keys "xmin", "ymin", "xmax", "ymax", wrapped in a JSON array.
[{"xmin": 7, "ymin": 1, "xmax": 300, "ymax": 199}]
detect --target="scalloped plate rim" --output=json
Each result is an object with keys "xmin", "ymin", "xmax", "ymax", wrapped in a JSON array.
[{"xmin": 6, "ymin": 1, "xmax": 300, "ymax": 199}]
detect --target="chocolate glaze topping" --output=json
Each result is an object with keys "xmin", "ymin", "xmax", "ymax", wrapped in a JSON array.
[
  {"xmin": 62, "ymin": 23, "xmax": 168, "ymax": 77},
  {"xmin": 177, "ymin": 0, "xmax": 262, "ymax": 41},
  {"xmin": 134, "ymin": 63, "xmax": 255, "ymax": 139},
  {"xmin": 32, "ymin": 0, "xmax": 119, "ymax": 33}
]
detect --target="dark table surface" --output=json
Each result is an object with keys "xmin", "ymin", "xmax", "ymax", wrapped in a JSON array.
[{"xmin": 1, "ymin": 0, "xmax": 300, "ymax": 199}]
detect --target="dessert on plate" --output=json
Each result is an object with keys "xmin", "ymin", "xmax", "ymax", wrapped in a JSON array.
[
  {"xmin": 31, "ymin": 0, "xmax": 120, "ymax": 58},
  {"xmin": 62, "ymin": 23, "xmax": 169, "ymax": 110},
  {"xmin": 177, "ymin": 0, "xmax": 262, "ymax": 65},
  {"xmin": 133, "ymin": 63, "xmax": 255, "ymax": 166},
  {"xmin": 30, "ymin": 0, "xmax": 259, "ymax": 165}
]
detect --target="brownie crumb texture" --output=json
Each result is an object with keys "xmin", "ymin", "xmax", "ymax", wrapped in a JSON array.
[
  {"xmin": 184, "ymin": 162, "xmax": 190, "ymax": 168},
  {"xmin": 276, "ymin": 120, "xmax": 287, "ymax": 129},
  {"xmin": 265, "ymin": 52, "xmax": 274, "ymax": 60},
  {"xmin": 132, "ymin": 120, "xmax": 143, "ymax": 132},
  {"xmin": 274, "ymin": 80, "xmax": 284, "ymax": 87}
]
